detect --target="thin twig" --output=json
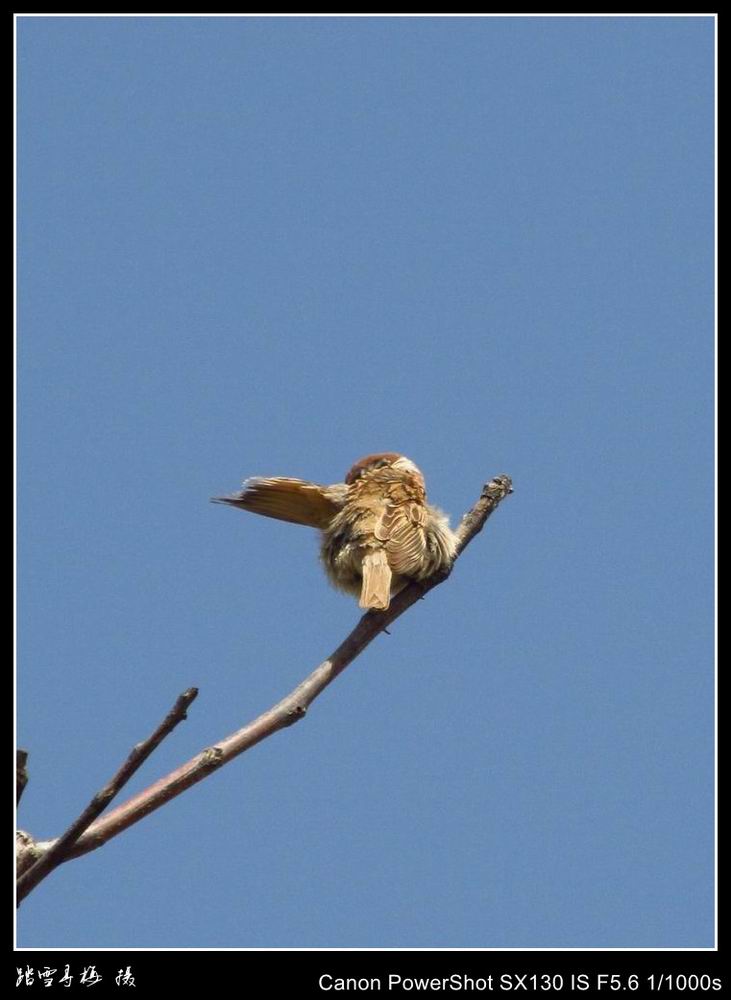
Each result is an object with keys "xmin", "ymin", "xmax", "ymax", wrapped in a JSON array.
[
  {"xmin": 18, "ymin": 474, "xmax": 512, "ymax": 895},
  {"xmin": 16, "ymin": 750, "xmax": 29, "ymax": 806},
  {"xmin": 16, "ymin": 688, "xmax": 198, "ymax": 904}
]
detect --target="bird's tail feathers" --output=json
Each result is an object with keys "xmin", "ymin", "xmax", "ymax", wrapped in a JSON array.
[{"xmin": 359, "ymin": 550, "xmax": 392, "ymax": 610}]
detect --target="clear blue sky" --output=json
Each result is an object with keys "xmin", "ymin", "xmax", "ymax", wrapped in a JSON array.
[{"xmin": 17, "ymin": 15, "xmax": 714, "ymax": 949}]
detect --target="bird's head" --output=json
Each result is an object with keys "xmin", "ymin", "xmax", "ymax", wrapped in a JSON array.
[{"xmin": 344, "ymin": 453, "xmax": 423, "ymax": 485}]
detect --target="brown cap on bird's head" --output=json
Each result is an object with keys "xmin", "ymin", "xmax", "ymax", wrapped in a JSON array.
[{"xmin": 345, "ymin": 452, "xmax": 414, "ymax": 484}]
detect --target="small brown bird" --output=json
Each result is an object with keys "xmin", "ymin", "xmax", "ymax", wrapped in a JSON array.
[{"xmin": 213, "ymin": 453, "xmax": 458, "ymax": 610}]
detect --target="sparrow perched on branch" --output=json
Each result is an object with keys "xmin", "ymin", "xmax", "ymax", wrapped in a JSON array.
[{"xmin": 213, "ymin": 453, "xmax": 458, "ymax": 611}]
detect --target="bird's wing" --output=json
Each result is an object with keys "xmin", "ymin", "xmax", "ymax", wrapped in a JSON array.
[
  {"xmin": 212, "ymin": 477, "xmax": 343, "ymax": 529},
  {"xmin": 374, "ymin": 500, "xmax": 427, "ymax": 576}
]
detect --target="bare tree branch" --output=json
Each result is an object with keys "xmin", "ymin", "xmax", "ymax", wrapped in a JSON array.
[
  {"xmin": 16, "ymin": 688, "xmax": 198, "ymax": 904},
  {"xmin": 17, "ymin": 473, "xmax": 512, "ymax": 899},
  {"xmin": 16, "ymin": 831, "xmax": 38, "ymax": 880}
]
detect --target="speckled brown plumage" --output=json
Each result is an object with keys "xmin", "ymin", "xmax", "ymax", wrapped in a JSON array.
[{"xmin": 213, "ymin": 453, "xmax": 458, "ymax": 611}]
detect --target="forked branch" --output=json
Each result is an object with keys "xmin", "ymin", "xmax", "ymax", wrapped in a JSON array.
[{"xmin": 16, "ymin": 689, "xmax": 198, "ymax": 902}]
